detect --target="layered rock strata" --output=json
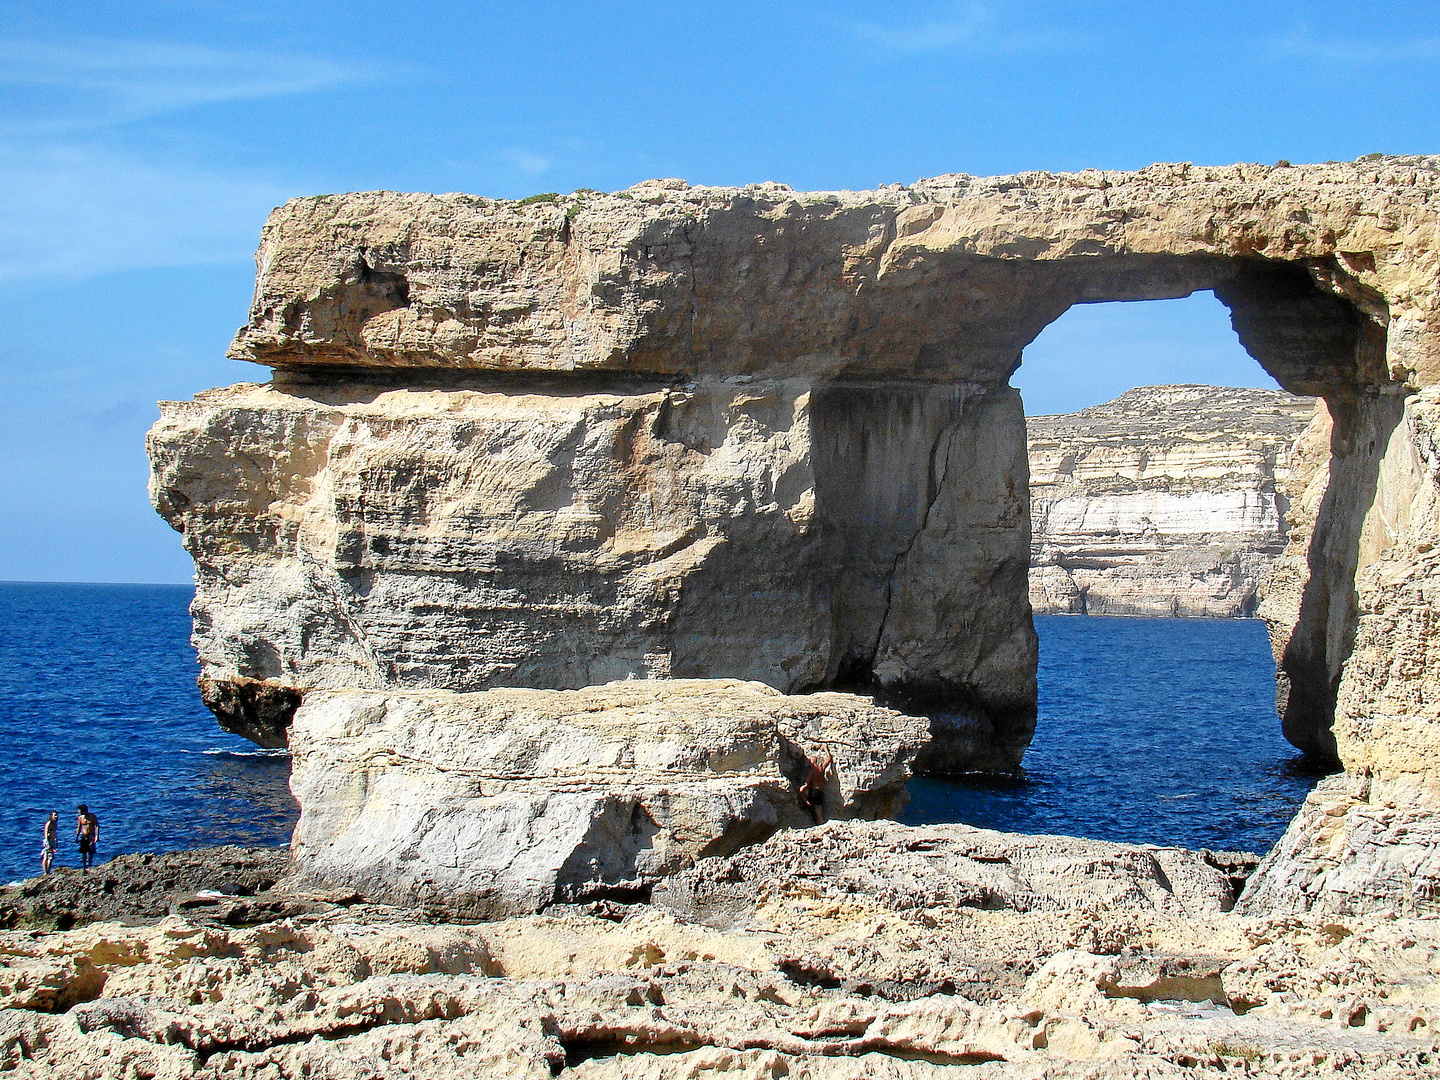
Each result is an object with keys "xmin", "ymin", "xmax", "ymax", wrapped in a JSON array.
[
  {"xmin": 5, "ymin": 824, "xmax": 1440, "ymax": 1077},
  {"xmin": 287, "ymin": 680, "xmax": 927, "ymax": 919},
  {"xmin": 1242, "ymin": 387, "xmax": 1440, "ymax": 911},
  {"xmin": 149, "ymin": 157, "xmax": 1440, "ymax": 906},
  {"xmin": 1028, "ymin": 385, "xmax": 1319, "ymax": 617},
  {"xmin": 150, "ymin": 375, "xmax": 1034, "ymax": 768}
]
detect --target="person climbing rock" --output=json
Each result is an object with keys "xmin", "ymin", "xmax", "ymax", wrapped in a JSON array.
[
  {"xmin": 41, "ymin": 811, "xmax": 58, "ymax": 874},
  {"xmin": 797, "ymin": 748, "xmax": 834, "ymax": 825},
  {"xmin": 75, "ymin": 804, "xmax": 99, "ymax": 871}
]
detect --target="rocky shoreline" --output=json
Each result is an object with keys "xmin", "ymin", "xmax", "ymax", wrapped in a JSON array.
[{"xmin": 2, "ymin": 833, "xmax": 1438, "ymax": 1077}]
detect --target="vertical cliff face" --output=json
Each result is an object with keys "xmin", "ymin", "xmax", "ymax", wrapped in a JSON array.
[
  {"xmin": 150, "ymin": 159, "xmax": 1440, "ymax": 902},
  {"xmin": 1027, "ymin": 385, "xmax": 1319, "ymax": 618},
  {"xmin": 149, "ymin": 373, "xmax": 1034, "ymax": 769}
]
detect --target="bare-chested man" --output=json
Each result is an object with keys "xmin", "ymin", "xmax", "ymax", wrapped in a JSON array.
[
  {"xmin": 41, "ymin": 811, "xmax": 58, "ymax": 874},
  {"xmin": 797, "ymin": 749, "xmax": 834, "ymax": 825},
  {"xmin": 75, "ymin": 804, "xmax": 99, "ymax": 871}
]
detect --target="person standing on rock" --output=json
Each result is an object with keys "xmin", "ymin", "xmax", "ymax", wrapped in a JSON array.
[
  {"xmin": 798, "ymin": 748, "xmax": 834, "ymax": 825},
  {"xmin": 41, "ymin": 811, "xmax": 58, "ymax": 874},
  {"xmin": 75, "ymin": 804, "xmax": 99, "ymax": 871}
]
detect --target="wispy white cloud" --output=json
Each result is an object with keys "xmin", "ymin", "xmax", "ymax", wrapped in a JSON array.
[
  {"xmin": 1272, "ymin": 32, "xmax": 1440, "ymax": 63},
  {"xmin": 848, "ymin": 1, "xmax": 1079, "ymax": 54},
  {"xmin": 0, "ymin": 37, "xmax": 364, "ymax": 133},
  {"xmin": 498, "ymin": 147, "xmax": 553, "ymax": 177},
  {"xmin": 0, "ymin": 36, "xmax": 366, "ymax": 282},
  {"xmin": 0, "ymin": 140, "xmax": 290, "ymax": 281}
]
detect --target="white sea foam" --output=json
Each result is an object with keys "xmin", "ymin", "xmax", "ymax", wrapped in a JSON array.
[{"xmin": 189, "ymin": 748, "xmax": 290, "ymax": 759}]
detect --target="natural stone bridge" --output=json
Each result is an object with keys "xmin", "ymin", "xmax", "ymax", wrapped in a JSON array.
[{"xmin": 149, "ymin": 158, "xmax": 1440, "ymax": 914}]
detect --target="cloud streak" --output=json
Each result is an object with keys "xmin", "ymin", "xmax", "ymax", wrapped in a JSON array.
[
  {"xmin": 1271, "ymin": 32, "xmax": 1440, "ymax": 63},
  {"xmin": 498, "ymin": 147, "xmax": 554, "ymax": 177},
  {"xmin": 0, "ymin": 37, "xmax": 364, "ymax": 132},
  {"xmin": 0, "ymin": 140, "xmax": 290, "ymax": 282},
  {"xmin": 847, "ymin": 1, "xmax": 1080, "ymax": 55},
  {"xmin": 0, "ymin": 36, "xmax": 369, "ymax": 282}
]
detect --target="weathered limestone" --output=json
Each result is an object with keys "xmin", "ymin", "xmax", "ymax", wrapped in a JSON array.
[
  {"xmin": 1029, "ymin": 385, "xmax": 1318, "ymax": 617},
  {"xmin": 5, "ymin": 839, "xmax": 1440, "ymax": 1078},
  {"xmin": 286, "ymin": 680, "xmax": 928, "ymax": 919},
  {"xmin": 654, "ymin": 819, "xmax": 1250, "ymax": 927},
  {"xmin": 149, "ymin": 156, "xmax": 1440, "ymax": 910},
  {"xmin": 227, "ymin": 167, "xmax": 1425, "ymax": 388},
  {"xmin": 150, "ymin": 375, "xmax": 1033, "ymax": 767},
  {"xmin": 1240, "ymin": 387, "xmax": 1440, "ymax": 912}
]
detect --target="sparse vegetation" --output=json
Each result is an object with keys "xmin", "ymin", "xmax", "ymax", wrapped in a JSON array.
[
  {"xmin": 1209, "ymin": 1040, "xmax": 1263, "ymax": 1063},
  {"xmin": 564, "ymin": 189, "xmax": 602, "ymax": 222},
  {"xmin": 516, "ymin": 192, "xmax": 561, "ymax": 206}
]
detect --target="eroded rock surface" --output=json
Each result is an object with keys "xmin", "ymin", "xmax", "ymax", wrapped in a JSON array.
[
  {"xmin": 150, "ymin": 375, "xmax": 1034, "ymax": 770},
  {"xmin": 1243, "ymin": 386, "xmax": 1440, "ymax": 905},
  {"xmin": 1028, "ymin": 385, "xmax": 1318, "ymax": 617},
  {"xmin": 653, "ymin": 819, "xmax": 1252, "ymax": 930},
  {"xmin": 3, "ymin": 829, "xmax": 1438, "ymax": 1078},
  {"xmin": 226, "ymin": 164, "xmax": 1431, "ymax": 390},
  {"xmin": 288, "ymin": 681, "xmax": 928, "ymax": 919}
]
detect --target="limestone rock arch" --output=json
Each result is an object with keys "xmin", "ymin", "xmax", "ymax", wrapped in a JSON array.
[{"xmin": 151, "ymin": 160, "xmax": 1434, "ymax": 810}]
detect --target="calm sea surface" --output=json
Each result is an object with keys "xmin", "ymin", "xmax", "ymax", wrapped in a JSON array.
[
  {"xmin": 0, "ymin": 583, "xmax": 1324, "ymax": 882},
  {"xmin": 0, "ymin": 582, "xmax": 296, "ymax": 884},
  {"xmin": 904, "ymin": 614, "xmax": 1328, "ymax": 851}
]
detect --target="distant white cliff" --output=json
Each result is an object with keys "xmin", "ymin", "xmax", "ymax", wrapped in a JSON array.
[{"xmin": 1027, "ymin": 385, "xmax": 1320, "ymax": 617}]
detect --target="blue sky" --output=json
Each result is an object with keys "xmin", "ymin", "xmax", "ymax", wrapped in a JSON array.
[{"xmin": 0, "ymin": 1, "xmax": 1436, "ymax": 583}]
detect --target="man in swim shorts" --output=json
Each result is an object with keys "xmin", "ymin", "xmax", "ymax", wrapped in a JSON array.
[
  {"xmin": 41, "ymin": 811, "xmax": 58, "ymax": 874},
  {"xmin": 75, "ymin": 804, "xmax": 99, "ymax": 871},
  {"xmin": 797, "ymin": 748, "xmax": 834, "ymax": 825}
]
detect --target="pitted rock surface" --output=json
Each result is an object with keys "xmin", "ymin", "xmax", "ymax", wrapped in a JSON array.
[
  {"xmin": 287, "ymin": 681, "xmax": 928, "ymax": 919},
  {"xmin": 3, "ymin": 843, "xmax": 1440, "ymax": 1078}
]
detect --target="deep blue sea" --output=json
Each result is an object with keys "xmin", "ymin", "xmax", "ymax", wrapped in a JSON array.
[
  {"xmin": 0, "ymin": 584, "xmax": 1324, "ymax": 883},
  {"xmin": 904, "ymin": 614, "xmax": 1328, "ymax": 852},
  {"xmin": 0, "ymin": 582, "xmax": 296, "ymax": 884}
]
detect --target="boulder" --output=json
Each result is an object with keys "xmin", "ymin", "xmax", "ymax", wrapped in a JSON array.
[{"xmin": 287, "ymin": 679, "xmax": 929, "ymax": 919}]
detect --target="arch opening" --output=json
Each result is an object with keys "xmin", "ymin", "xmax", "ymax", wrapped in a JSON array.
[
  {"xmin": 793, "ymin": 255, "xmax": 1390, "ymax": 781},
  {"xmin": 898, "ymin": 270, "xmax": 1389, "ymax": 847}
]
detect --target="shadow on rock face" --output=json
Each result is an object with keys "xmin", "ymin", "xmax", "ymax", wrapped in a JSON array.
[{"xmin": 199, "ymin": 676, "xmax": 301, "ymax": 749}]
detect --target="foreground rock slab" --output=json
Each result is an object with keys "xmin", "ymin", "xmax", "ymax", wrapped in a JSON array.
[
  {"xmin": 288, "ymin": 680, "xmax": 928, "ymax": 919},
  {"xmin": 2, "ymin": 837, "xmax": 1438, "ymax": 1079},
  {"xmin": 653, "ymin": 819, "xmax": 1254, "ymax": 933}
]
